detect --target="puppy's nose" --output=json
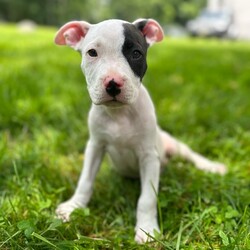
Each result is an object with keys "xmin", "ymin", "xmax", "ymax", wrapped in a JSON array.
[{"xmin": 106, "ymin": 80, "xmax": 121, "ymax": 97}]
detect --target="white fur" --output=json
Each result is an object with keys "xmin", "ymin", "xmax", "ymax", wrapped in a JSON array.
[{"xmin": 55, "ymin": 19, "xmax": 227, "ymax": 244}]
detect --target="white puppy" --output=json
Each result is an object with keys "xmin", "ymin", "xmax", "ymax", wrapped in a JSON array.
[{"xmin": 54, "ymin": 18, "xmax": 226, "ymax": 243}]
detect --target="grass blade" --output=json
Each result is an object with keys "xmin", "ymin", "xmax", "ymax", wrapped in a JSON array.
[{"xmin": 31, "ymin": 232, "xmax": 58, "ymax": 249}]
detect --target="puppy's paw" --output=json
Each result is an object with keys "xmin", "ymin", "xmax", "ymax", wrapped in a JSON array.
[
  {"xmin": 56, "ymin": 199, "xmax": 84, "ymax": 222},
  {"xmin": 134, "ymin": 224, "xmax": 160, "ymax": 244}
]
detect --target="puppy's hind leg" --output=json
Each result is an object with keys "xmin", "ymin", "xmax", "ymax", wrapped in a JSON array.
[{"xmin": 160, "ymin": 130, "xmax": 227, "ymax": 175}]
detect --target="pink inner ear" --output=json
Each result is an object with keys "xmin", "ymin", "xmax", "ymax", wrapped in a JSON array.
[
  {"xmin": 64, "ymin": 27, "xmax": 84, "ymax": 46},
  {"xmin": 54, "ymin": 22, "xmax": 89, "ymax": 47},
  {"xmin": 142, "ymin": 20, "xmax": 164, "ymax": 43}
]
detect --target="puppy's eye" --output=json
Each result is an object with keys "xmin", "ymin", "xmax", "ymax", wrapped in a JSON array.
[
  {"xmin": 132, "ymin": 50, "xmax": 142, "ymax": 59},
  {"xmin": 87, "ymin": 49, "xmax": 98, "ymax": 57}
]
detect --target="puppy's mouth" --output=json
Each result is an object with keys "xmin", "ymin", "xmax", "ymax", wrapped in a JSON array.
[{"xmin": 103, "ymin": 98, "xmax": 125, "ymax": 107}]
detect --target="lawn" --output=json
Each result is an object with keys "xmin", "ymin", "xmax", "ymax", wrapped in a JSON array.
[{"xmin": 0, "ymin": 24, "xmax": 249, "ymax": 249}]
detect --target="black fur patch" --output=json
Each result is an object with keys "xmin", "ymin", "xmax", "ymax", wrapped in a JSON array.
[
  {"xmin": 122, "ymin": 23, "xmax": 148, "ymax": 80},
  {"xmin": 133, "ymin": 20, "xmax": 147, "ymax": 32}
]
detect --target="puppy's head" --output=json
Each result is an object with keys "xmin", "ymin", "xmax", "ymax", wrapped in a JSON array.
[{"xmin": 55, "ymin": 19, "xmax": 164, "ymax": 106}]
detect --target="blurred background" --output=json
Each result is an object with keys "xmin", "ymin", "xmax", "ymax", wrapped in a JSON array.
[{"xmin": 0, "ymin": 0, "xmax": 250, "ymax": 40}]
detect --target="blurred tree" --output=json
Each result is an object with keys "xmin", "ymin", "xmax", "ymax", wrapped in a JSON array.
[{"xmin": 0, "ymin": 0, "xmax": 206, "ymax": 26}]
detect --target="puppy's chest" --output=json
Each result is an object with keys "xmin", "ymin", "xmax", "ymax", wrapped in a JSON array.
[
  {"xmin": 98, "ymin": 117, "xmax": 139, "ymax": 146},
  {"xmin": 91, "ymin": 110, "xmax": 142, "ymax": 147}
]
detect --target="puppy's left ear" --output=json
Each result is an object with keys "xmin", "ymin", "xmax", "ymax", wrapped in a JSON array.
[
  {"xmin": 54, "ymin": 21, "xmax": 91, "ymax": 50},
  {"xmin": 133, "ymin": 19, "xmax": 164, "ymax": 46}
]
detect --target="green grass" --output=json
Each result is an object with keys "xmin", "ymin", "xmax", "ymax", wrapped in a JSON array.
[{"xmin": 0, "ymin": 24, "xmax": 249, "ymax": 249}]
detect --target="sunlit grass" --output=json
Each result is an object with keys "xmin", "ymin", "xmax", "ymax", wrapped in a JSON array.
[{"xmin": 0, "ymin": 24, "xmax": 250, "ymax": 249}]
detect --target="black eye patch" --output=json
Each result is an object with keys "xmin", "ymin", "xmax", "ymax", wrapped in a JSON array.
[{"xmin": 122, "ymin": 23, "xmax": 148, "ymax": 80}]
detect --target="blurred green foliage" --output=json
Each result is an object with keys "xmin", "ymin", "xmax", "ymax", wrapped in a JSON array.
[{"xmin": 0, "ymin": 0, "xmax": 206, "ymax": 25}]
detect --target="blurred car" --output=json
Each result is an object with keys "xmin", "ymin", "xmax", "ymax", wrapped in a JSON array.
[{"xmin": 186, "ymin": 9, "xmax": 233, "ymax": 37}]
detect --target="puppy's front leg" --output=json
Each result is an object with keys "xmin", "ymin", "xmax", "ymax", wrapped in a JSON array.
[
  {"xmin": 135, "ymin": 149, "xmax": 161, "ymax": 244},
  {"xmin": 56, "ymin": 140, "xmax": 104, "ymax": 222}
]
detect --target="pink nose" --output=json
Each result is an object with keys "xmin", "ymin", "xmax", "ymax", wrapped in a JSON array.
[
  {"xmin": 103, "ymin": 76, "xmax": 124, "ymax": 88},
  {"xmin": 103, "ymin": 76, "xmax": 124, "ymax": 97},
  {"xmin": 105, "ymin": 79, "xmax": 121, "ymax": 97}
]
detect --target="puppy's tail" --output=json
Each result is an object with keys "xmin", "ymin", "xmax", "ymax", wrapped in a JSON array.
[{"xmin": 160, "ymin": 130, "xmax": 227, "ymax": 175}]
